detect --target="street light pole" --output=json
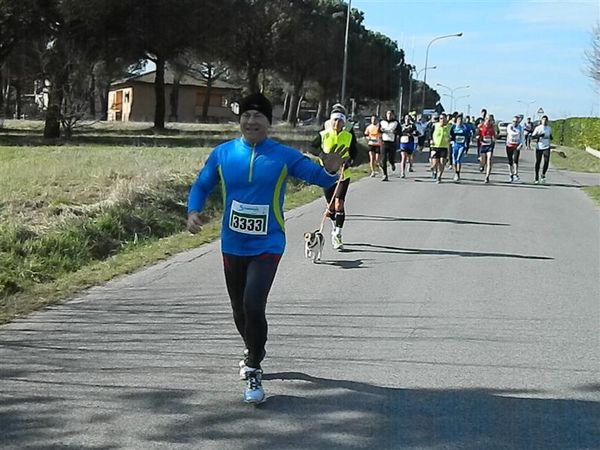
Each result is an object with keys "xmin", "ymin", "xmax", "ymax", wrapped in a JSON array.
[
  {"xmin": 437, "ymin": 83, "xmax": 469, "ymax": 112},
  {"xmin": 517, "ymin": 99, "xmax": 536, "ymax": 118},
  {"xmin": 454, "ymin": 94, "xmax": 470, "ymax": 112},
  {"xmin": 421, "ymin": 32, "xmax": 462, "ymax": 112},
  {"xmin": 340, "ymin": 0, "xmax": 351, "ymax": 105}
]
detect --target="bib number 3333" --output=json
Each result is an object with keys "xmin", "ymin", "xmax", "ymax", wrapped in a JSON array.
[{"xmin": 229, "ymin": 200, "xmax": 269, "ymax": 235}]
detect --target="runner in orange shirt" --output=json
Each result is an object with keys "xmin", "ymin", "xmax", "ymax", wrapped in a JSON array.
[{"xmin": 364, "ymin": 115, "xmax": 382, "ymax": 177}]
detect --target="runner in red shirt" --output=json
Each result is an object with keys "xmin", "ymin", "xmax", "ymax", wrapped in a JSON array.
[{"xmin": 478, "ymin": 115, "xmax": 496, "ymax": 184}]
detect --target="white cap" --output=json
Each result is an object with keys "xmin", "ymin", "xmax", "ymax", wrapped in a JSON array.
[{"xmin": 330, "ymin": 112, "xmax": 346, "ymax": 122}]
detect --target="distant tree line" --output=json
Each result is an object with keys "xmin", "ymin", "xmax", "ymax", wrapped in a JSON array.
[{"xmin": 0, "ymin": 0, "xmax": 440, "ymax": 137}]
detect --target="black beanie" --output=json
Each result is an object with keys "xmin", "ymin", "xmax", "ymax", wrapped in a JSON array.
[{"xmin": 238, "ymin": 93, "xmax": 273, "ymax": 124}]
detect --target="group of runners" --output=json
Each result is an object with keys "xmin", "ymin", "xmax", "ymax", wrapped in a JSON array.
[
  {"xmin": 186, "ymin": 93, "xmax": 554, "ymax": 405},
  {"xmin": 364, "ymin": 108, "xmax": 553, "ymax": 185}
]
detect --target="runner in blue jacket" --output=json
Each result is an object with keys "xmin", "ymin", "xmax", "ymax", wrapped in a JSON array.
[
  {"xmin": 187, "ymin": 93, "xmax": 347, "ymax": 404},
  {"xmin": 449, "ymin": 114, "xmax": 472, "ymax": 182}
]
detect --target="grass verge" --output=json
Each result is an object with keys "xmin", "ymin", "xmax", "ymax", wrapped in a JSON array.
[
  {"xmin": 551, "ymin": 146, "xmax": 600, "ymax": 173},
  {"xmin": 550, "ymin": 146, "xmax": 600, "ymax": 207},
  {"xmin": 582, "ymin": 186, "xmax": 600, "ymax": 207}
]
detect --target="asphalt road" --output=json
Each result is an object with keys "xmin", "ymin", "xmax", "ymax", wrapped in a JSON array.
[{"xmin": 1, "ymin": 149, "xmax": 599, "ymax": 450}]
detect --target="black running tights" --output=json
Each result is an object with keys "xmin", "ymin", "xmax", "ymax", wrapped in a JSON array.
[
  {"xmin": 380, "ymin": 141, "xmax": 396, "ymax": 177},
  {"xmin": 535, "ymin": 149, "xmax": 550, "ymax": 179},
  {"xmin": 506, "ymin": 146, "xmax": 520, "ymax": 167},
  {"xmin": 223, "ymin": 253, "xmax": 281, "ymax": 369}
]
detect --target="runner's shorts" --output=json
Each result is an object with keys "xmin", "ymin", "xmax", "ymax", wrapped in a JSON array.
[
  {"xmin": 399, "ymin": 142, "xmax": 415, "ymax": 153},
  {"xmin": 430, "ymin": 147, "xmax": 448, "ymax": 159}
]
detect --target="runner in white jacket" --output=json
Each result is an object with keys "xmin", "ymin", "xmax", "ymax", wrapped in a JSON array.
[
  {"xmin": 532, "ymin": 115, "xmax": 553, "ymax": 184},
  {"xmin": 505, "ymin": 116, "xmax": 524, "ymax": 182}
]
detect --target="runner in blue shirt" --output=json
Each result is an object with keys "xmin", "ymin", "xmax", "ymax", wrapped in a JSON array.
[
  {"xmin": 449, "ymin": 114, "xmax": 472, "ymax": 182},
  {"xmin": 187, "ymin": 93, "xmax": 347, "ymax": 404}
]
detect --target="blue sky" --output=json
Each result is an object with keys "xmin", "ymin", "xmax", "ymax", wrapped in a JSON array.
[{"xmin": 354, "ymin": 0, "xmax": 600, "ymax": 120}]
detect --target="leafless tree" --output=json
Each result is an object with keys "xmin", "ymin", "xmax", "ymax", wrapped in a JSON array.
[{"xmin": 585, "ymin": 23, "xmax": 600, "ymax": 87}]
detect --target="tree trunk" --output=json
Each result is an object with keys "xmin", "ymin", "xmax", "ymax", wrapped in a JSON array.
[
  {"xmin": 281, "ymin": 92, "xmax": 290, "ymax": 120},
  {"xmin": 287, "ymin": 77, "xmax": 304, "ymax": 125},
  {"xmin": 0, "ymin": 71, "xmax": 4, "ymax": 114},
  {"xmin": 201, "ymin": 77, "xmax": 213, "ymax": 122},
  {"xmin": 169, "ymin": 76, "xmax": 180, "ymax": 122},
  {"xmin": 294, "ymin": 94, "xmax": 304, "ymax": 126},
  {"xmin": 44, "ymin": 84, "xmax": 62, "ymax": 138},
  {"xmin": 286, "ymin": 92, "xmax": 297, "ymax": 124},
  {"xmin": 100, "ymin": 81, "xmax": 109, "ymax": 121},
  {"xmin": 43, "ymin": 66, "xmax": 67, "ymax": 139},
  {"xmin": 88, "ymin": 73, "xmax": 96, "ymax": 119},
  {"xmin": 316, "ymin": 94, "xmax": 326, "ymax": 126},
  {"xmin": 14, "ymin": 78, "xmax": 21, "ymax": 119},
  {"xmin": 3, "ymin": 74, "xmax": 11, "ymax": 118},
  {"xmin": 247, "ymin": 65, "xmax": 260, "ymax": 93},
  {"xmin": 153, "ymin": 55, "xmax": 166, "ymax": 129}
]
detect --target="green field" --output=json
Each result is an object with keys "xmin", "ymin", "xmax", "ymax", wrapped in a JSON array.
[{"xmin": 0, "ymin": 122, "xmax": 369, "ymax": 323}]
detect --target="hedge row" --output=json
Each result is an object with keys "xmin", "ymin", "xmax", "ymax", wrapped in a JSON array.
[{"xmin": 552, "ymin": 118, "xmax": 600, "ymax": 150}]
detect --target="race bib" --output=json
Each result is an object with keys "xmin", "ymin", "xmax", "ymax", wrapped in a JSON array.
[
  {"xmin": 455, "ymin": 135, "xmax": 465, "ymax": 144},
  {"xmin": 482, "ymin": 136, "xmax": 492, "ymax": 145},
  {"xmin": 229, "ymin": 200, "xmax": 269, "ymax": 235},
  {"xmin": 400, "ymin": 135, "xmax": 410, "ymax": 143},
  {"xmin": 508, "ymin": 135, "xmax": 520, "ymax": 145}
]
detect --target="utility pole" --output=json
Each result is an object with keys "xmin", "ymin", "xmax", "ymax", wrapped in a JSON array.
[
  {"xmin": 398, "ymin": 85, "xmax": 403, "ymax": 118},
  {"xmin": 340, "ymin": 0, "xmax": 352, "ymax": 105}
]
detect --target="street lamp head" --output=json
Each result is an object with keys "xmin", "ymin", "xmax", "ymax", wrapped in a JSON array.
[{"xmin": 456, "ymin": 32, "xmax": 463, "ymax": 37}]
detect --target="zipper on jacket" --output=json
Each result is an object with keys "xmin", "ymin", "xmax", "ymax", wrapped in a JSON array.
[{"xmin": 248, "ymin": 143, "xmax": 256, "ymax": 183}]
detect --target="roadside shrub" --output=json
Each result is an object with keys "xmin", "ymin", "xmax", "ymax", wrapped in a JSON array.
[{"xmin": 553, "ymin": 118, "xmax": 600, "ymax": 149}]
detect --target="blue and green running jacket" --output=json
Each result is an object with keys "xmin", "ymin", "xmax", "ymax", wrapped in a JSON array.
[{"xmin": 188, "ymin": 137, "xmax": 338, "ymax": 256}]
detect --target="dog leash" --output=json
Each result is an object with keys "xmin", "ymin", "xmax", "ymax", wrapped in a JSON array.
[{"xmin": 317, "ymin": 168, "xmax": 345, "ymax": 234}]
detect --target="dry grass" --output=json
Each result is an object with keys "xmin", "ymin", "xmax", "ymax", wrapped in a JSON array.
[{"xmin": 0, "ymin": 145, "xmax": 210, "ymax": 229}]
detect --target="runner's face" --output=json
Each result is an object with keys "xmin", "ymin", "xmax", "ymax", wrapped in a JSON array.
[
  {"xmin": 332, "ymin": 118, "xmax": 344, "ymax": 132},
  {"xmin": 240, "ymin": 110, "xmax": 269, "ymax": 144}
]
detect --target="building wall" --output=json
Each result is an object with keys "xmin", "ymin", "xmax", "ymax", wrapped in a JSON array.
[
  {"xmin": 108, "ymin": 83, "xmax": 237, "ymax": 123},
  {"xmin": 107, "ymin": 87, "xmax": 133, "ymax": 121}
]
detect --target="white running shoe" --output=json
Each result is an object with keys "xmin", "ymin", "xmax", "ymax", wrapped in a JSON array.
[
  {"xmin": 244, "ymin": 369, "xmax": 264, "ymax": 404},
  {"xmin": 332, "ymin": 231, "xmax": 343, "ymax": 250},
  {"xmin": 514, "ymin": 174, "xmax": 520, "ymax": 182},
  {"xmin": 453, "ymin": 173, "xmax": 459, "ymax": 182}
]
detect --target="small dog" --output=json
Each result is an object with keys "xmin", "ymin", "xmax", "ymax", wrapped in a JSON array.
[{"xmin": 303, "ymin": 230, "xmax": 324, "ymax": 263}]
